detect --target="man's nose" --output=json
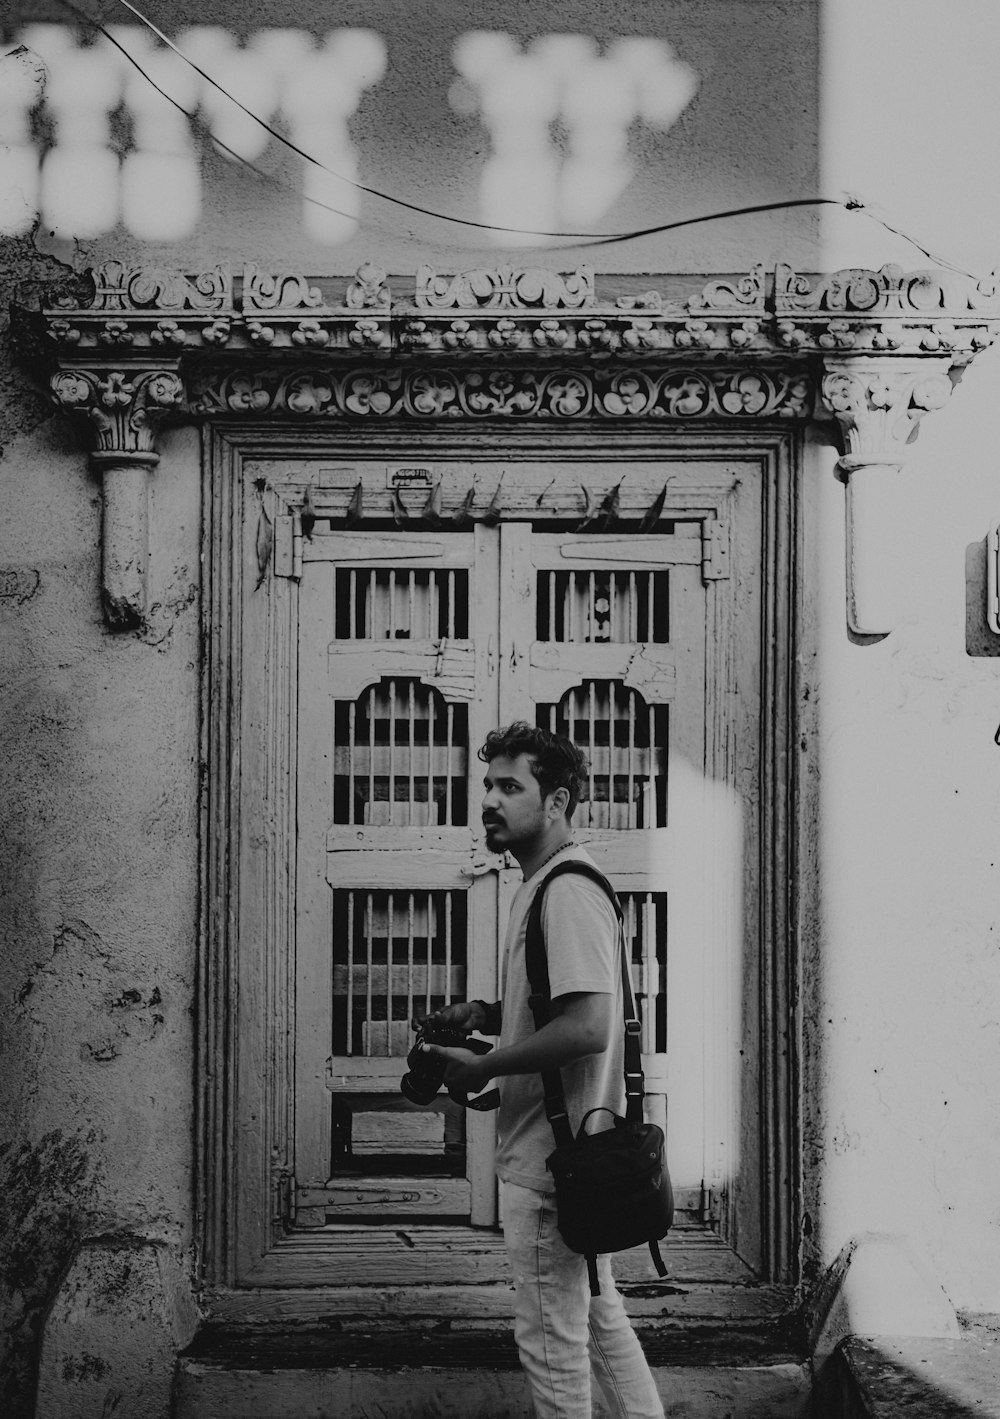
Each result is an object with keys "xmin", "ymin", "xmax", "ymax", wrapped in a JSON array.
[{"xmin": 482, "ymin": 785, "xmax": 499, "ymax": 812}]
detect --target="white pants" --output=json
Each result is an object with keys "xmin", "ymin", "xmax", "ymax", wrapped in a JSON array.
[{"xmin": 502, "ymin": 1182, "xmax": 665, "ymax": 1419}]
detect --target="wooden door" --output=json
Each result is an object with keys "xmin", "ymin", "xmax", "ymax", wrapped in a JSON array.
[{"xmin": 291, "ymin": 519, "xmax": 714, "ymax": 1231}]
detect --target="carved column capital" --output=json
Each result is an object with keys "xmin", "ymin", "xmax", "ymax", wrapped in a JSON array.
[
  {"xmin": 820, "ymin": 357, "xmax": 955, "ymax": 637},
  {"xmin": 820, "ymin": 356, "xmax": 954, "ymax": 472},
  {"xmin": 50, "ymin": 366, "xmax": 184, "ymax": 462},
  {"xmin": 50, "ymin": 366, "xmax": 184, "ymax": 631}
]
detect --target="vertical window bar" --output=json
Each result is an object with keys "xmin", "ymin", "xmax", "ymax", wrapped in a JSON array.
[
  {"xmin": 444, "ymin": 893, "xmax": 453, "ymax": 1006},
  {"xmin": 649, "ymin": 700, "xmax": 658, "ymax": 825},
  {"xmin": 447, "ymin": 570, "xmax": 456, "ymax": 638},
  {"xmin": 388, "ymin": 569, "xmax": 396, "ymax": 641},
  {"xmin": 408, "ymin": 679, "xmax": 416, "ymax": 825},
  {"xmin": 647, "ymin": 572, "xmax": 654, "ymax": 642},
  {"xmin": 349, "ymin": 568, "xmax": 357, "ymax": 640},
  {"xmin": 445, "ymin": 703, "xmax": 454, "ymax": 825},
  {"xmin": 388, "ymin": 679, "xmax": 397, "ymax": 824},
  {"xmin": 366, "ymin": 570, "xmax": 374, "ymax": 638},
  {"xmin": 385, "ymin": 893, "xmax": 395, "ymax": 1058},
  {"xmin": 346, "ymin": 892, "xmax": 356, "ymax": 1055},
  {"xmin": 425, "ymin": 892, "xmax": 433, "ymax": 1018},
  {"xmin": 627, "ymin": 688, "xmax": 637, "ymax": 829},
  {"xmin": 629, "ymin": 572, "xmax": 637, "ymax": 641},
  {"xmin": 408, "ymin": 569, "xmax": 415, "ymax": 640},
  {"xmin": 364, "ymin": 892, "xmax": 374, "ymax": 1055},
  {"xmin": 428, "ymin": 684, "xmax": 436, "ymax": 827},
  {"xmin": 367, "ymin": 686, "xmax": 376, "ymax": 824},
  {"xmin": 609, "ymin": 572, "xmax": 617, "ymax": 643},
  {"xmin": 588, "ymin": 680, "xmax": 597, "ymax": 821},
  {"xmin": 588, "ymin": 571, "xmax": 595, "ymax": 642},
  {"xmin": 348, "ymin": 700, "xmax": 357, "ymax": 824},
  {"xmin": 406, "ymin": 892, "xmax": 415, "ymax": 1042}
]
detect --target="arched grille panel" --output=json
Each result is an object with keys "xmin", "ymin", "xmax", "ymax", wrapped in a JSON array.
[
  {"xmin": 333, "ymin": 679, "xmax": 469, "ymax": 826},
  {"xmin": 537, "ymin": 681, "xmax": 668, "ymax": 829}
]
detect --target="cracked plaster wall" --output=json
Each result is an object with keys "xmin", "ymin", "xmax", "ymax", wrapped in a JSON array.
[
  {"xmin": 798, "ymin": 336, "xmax": 1000, "ymax": 1318},
  {"xmin": 1, "ymin": 238, "xmax": 201, "ymax": 1418}
]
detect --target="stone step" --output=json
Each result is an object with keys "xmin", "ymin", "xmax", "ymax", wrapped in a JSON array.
[{"xmin": 175, "ymin": 1322, "xmax": 813, "ymax": 1419}]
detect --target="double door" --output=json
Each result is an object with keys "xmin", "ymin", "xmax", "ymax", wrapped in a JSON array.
[{"xmin": 292, "ymin": 517, "xmax": 715, "ymax": 1230}]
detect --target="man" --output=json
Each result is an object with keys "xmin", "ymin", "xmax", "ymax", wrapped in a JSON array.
[{"xmin": 419, "ymin": 722, "xmax": 665, "ymax": 1419}]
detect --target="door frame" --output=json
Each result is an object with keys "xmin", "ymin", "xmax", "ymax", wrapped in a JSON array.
[{"xmin": 197, "ymin": 421, "xmax": 803, "ymax": 1310}]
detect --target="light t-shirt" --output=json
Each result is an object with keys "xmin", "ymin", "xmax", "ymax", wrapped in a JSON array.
[{"xmin": 495, "ymin": 846, "xmax": 626, "ymax": 1194}]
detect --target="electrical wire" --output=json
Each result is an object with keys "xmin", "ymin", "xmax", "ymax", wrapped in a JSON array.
[{"xmin": 31, "ymin": 0, "xmax": 993, "ymax": 274}]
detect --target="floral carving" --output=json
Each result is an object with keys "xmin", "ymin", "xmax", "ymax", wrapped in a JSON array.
[
  {"xmin": 442, "ymin": 320, "xmax": 479, "ymax": 351},
  {"xmin": 98, "ymin": 320, "xmax": 133, "ymax": 347},
  {"xmin": 243, "ymin": 266, "xmax": 323, "ymax": 314},
  {"xmin": 415, "ymin": 264, "xmax": 594, "ymax": 311},
  {"xmin": 487, "ymin": 319, "xmax": 525, "ymax": 351},
  {"xmin": 349, "ymin": 319, "xmax": 391, "ymax": 351},
  {"xmin": 50, "ymin": 368, "xmax": 183, "ymax": 454},
  {"xmin": 150, "ymin": 319, "xmax": 187, "ymax": 347},
  {"xmin": 291, "ymin": 319, "xmax": 330, "ymax": 348},
  {"xmin": 89, "ymin": 259, "xmax": 231, "ymax": 312},
  {"xmin": 578, "ymin": 320, "xmax": 619, "ymax": 355},
  {"xmin": 689, "ymin": 265, "xmax": 766, "ymax": 313},
  {"xmin": 532, "ymin": 320, "xmax": 569, "ymax": 349},
  {"xmin": 821, "ymin": 358, "xmax": 954, "ymax": 469},
  {"xmin": 188, "ymin": 365, "xmax": 813, "ymax": 422},
  {"xmin": 343, "ymin": 374, "xmax": 398, "ymax": 416},
  {"xmin": 401, "ymin": 321, "xmax": 435, "ymax": 350},
  {"xmin": 201, "ymin": 318, "xmax": 232, "ymax": 346},
  {"xmin": 346, "ymin": 262, "xmax": 389, "ymax": 309},
  {"xmin": 818, "ymin": 320, "xmax": 857, "ymax": 351},
  {"xmin": 603, "ymin": 375, "xmax": 652, "ymax": 416}
]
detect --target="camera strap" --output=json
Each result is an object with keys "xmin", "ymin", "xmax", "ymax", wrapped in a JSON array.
[{"xmin": 524, "ymin": 860, "xmax": 646, "ymax": 1146}]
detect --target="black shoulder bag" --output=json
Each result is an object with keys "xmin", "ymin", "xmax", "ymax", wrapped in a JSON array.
[{"xmin": 526, "ymin": 859, "xmax": 674, "ymax": 1296}]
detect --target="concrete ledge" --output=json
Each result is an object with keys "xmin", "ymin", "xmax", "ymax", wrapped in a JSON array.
[{"xmin": 824, "ymin": 1326, "xmax": 1000, "ymax": 1419}]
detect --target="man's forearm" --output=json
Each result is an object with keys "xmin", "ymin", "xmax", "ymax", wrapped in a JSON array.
[{"xmin": 484, "ymin": 1011, "xmax": 607, "ymax": 1079}]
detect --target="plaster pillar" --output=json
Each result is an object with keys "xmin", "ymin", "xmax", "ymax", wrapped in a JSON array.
[
  {"xmin": 50, "ymin": 367, "xmax": 184, "ymax": 631},
  {"xmin": 820, "ymin": 358, "xmax": 954, "ymax": 636}
]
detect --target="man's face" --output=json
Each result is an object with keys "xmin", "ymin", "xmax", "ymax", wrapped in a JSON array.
[{"xmin": 482, "ymin": 753, "xmax": 551, "ymax": 853}]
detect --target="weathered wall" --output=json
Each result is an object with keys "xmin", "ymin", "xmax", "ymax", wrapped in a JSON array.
[
  {"xmin": 0, "ymin": 236, "xmax": 201, "ymax": 1414},
  {"xmin": 798, "ymin": 0, "xmax": 1000, "ymax": 1320}
]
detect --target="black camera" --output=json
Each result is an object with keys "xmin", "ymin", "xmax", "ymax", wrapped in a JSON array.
[{"xmin": 400, "ymin": 1024, "xmax": 493, "ymax": 1106}]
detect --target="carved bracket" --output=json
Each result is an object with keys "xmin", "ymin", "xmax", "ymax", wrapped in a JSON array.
[
  {"xmin": 27, "ymin": 260, "xmax": 1000, "ymax": 633},
  {"xmin": 820, "ymin": 357, "xmax": 955, "ymax": 635},
  {"xmin": 49, "ymin": 366, "xmax": 184, "ymax": 630}
]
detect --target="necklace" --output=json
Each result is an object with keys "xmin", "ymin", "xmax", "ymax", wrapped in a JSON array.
[{"xmin": 536, "ymin": 840, "xmax": 575, "ymax": 872}]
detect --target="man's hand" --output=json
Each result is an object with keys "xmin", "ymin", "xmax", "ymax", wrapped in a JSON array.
[
  {"xmin": 412, "ymin": 1000, "xmax": 482, "ymax": 1033},
  {"xmin": 420, "ymin": 1041, "xmax": 494, "ymax": 1097}
]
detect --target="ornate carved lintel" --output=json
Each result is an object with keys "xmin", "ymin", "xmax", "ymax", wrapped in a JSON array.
[
  {"xmin": 821, "ymin": 357, "xmax": 954, "ymax": 636},
  {"xmin": 50, "ymin": 366, "xmax": 184, "ymax": 630},
  {"xmin": 30, "ymin": 260, "xmax": 1000, "ymax": 634}
]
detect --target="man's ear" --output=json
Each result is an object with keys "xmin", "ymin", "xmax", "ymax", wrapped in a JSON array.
[{"xmin": 548, "ymin": 786, "xmax": 570, "ymax": 820}]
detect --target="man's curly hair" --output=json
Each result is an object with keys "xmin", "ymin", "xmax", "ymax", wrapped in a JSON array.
[{"xmin": 479, "ymin": 722, "xmax": 588, "ymax": 820}]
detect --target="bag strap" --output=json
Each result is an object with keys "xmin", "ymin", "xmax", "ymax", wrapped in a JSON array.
[{"xmin": 524, "ymin": 859, "xmax": 646, "ymax": 1146}]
